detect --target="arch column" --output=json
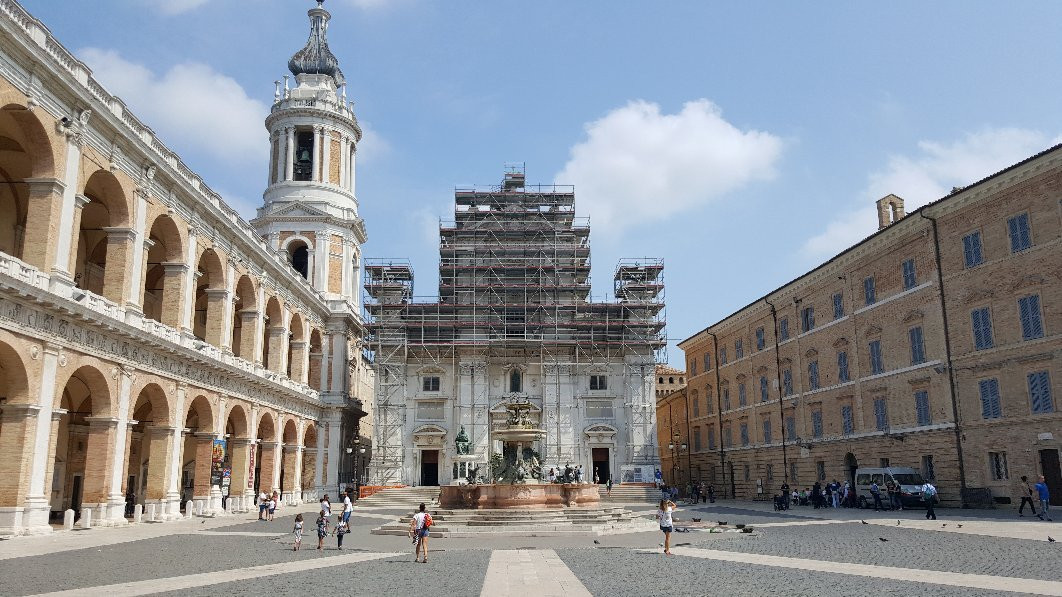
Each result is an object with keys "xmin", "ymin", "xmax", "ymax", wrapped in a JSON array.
[
  {"xmin": 238, "ymin": 310, "xmax": 259, "ymax": 360},
  {"xmin": 51, "ymin": 132, "xmax": 85, "ymax": 285},
  {"xmin": 20, "ymin": 178, "xmax": 65, "ymax": 273},
  {"xmin": 203, "ymin": 288, "xmax": 229, "ymax": 347},
  {"xmin": 312, "ymin": 126, "xmax": 323, "ymax": 182},
  {"xmin": 289, "ymin": 341, "xmax": 308, "ymax": 384},
  {"xmin": 179, "ymin": 228, "xmax": 199, "ymax": 337},
  {"xmin": 160, "ymin": 263, "xmax": 188, "ymax": 328},
  {"xmin": 164, "ymin": 384, "xmax": 186, "ymax": 519},
  {"xmin": 258, "ymin": 441, "xmax": 280, "ymax": 494},
  {"xmin": 220, "ymin": 263, "xmax": 237, "ymax": 353},
  {"xmin": 267, "ymin": 326, "xmax": 288, "ymax": 373},
  {"xmin": 301, "ymin": 446, "xmax": 317, "ymax": 502},
  {"xmin": 18, "ymin": 344, "xmax": 63, "ymax": 534},
  {"xmin": 228, "ymin": 438, "xmax": 254, "ymax": 510},
  {"xmin": 282, "ymin": 445, "xmax": 302, "ymax": 505},
  {"xmin": 190, "ymin": 432, "xmax": 216, "ymax": 514},
  {"xmin": 143, "ymin": 426, "xmax": 176, "ymax": 516},
  {"xmin": 125, "ymin": 191, "xmax": 149, "ymax": 313},
  {"xmin": 81, "ymin": 417, "xmax": 119, "ymax": 523},
  {"xmin": 0, "ymin": 405, "xmax": 42, "ymax": 535},
  {"xmin": 284, "ymin": 127, "xmax": 295, "ymax": 181},
  {"xmin": 101, "ymin": 227, "xmax": 136, "ymax": 305}
]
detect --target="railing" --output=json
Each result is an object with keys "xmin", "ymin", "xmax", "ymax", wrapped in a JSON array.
[{"xmin": 0, "ymin": 253, "xmax": 50, "ymax": 291}]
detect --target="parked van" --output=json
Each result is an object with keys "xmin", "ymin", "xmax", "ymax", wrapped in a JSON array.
[{"xmin": 854, "ymin": 467, "xmax": 928, "ymax": 509}]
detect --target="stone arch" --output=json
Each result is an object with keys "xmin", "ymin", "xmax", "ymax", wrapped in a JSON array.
[
  {"xmin": 125, "ymin": 382, "xmax": 173, "ymax": 508},
  {"xmin": 307, "ymin": 328, "xmax": 324, "ymax": 392},
  {"xmin": 257, "ymin": 411, "xmax": 277, "ymax": 442},
  {"xmin": 76, "ymin": 170, "xmax": 132, "ymax": 302},
  {"xmin": 0, "ymin": 337, "xmax": 34, "ymax": 513},
  {"xmin": 283, "ymin": 236, "xmax": 311, "ymax": 280},
  {"xmin": 223, "ymin": 403, "xmax": 252, "ymax": 502},
  {"xmin": 231, "ymin": 274, "xmax": 258, "ymax": 359},
  {"xmin": 224, "ymin": 403, "xmax": 250, "ymax": 439},
  {"xmin": 142, "ymin": 214, "xmax": 185, "ymax": 326},
  {"xmin": 0, "ymin": 101, "xmax": 58, "ymax": 264},
  {"xmin": 255, "ymin": 411, "xmax": 278, "ymax": 494},
  {"xmin": 263, "ymin": 296, "xmax": 284, "ymax": 372},
  {"xmin": 301, "ymin": 422, "xmax": 318, "ymax": 492},
  {"xmin": 282, "ymin": 418, "xmax": 299, "ymax": 445},
  {"xmin": 192, "ymin": 248, "xmax": 226, "ymax": 344},
  {"xmin": 183, "ymin": 394, "xmax": 216, "ymax": 433},
  {"xmin": 279, "ymin": 417, "xmax": 300, "ymax": 499},
  {"xmin": 180, "ymin": 394, "xmax": 217, "ymax": 507},
  {"xmin": 53, "ymin": 364, "xmax": 115, "ymax": 519}
]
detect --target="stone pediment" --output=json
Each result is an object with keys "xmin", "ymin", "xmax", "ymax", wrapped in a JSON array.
[
  {"xmin": 865, "ymin": 325, "xmax": 883, "ymax": 337},
  {"xmin": 962, "ymin": 287, "xmax": 994, "ymax": 304},
  {"xmin": 417, "ymin": 365, "xmax": 446, "ymax": 375},
  {"xmin": 584, "ymin": 424, "xmax": 617, "ymax": 443},
  {"xmin": 1011, "ymin": 274, "xmax": 1045, "ymax": 291},
  {"xmin": 265, "ymin": 201, "xmax": 331, "ymax": 219},
  {"xmin": 833, "ymin": 337, "xmax": 849, "ymax": 349},
  {"xmin": 902, "ymin": 310, "xmax": 924, "ymax": 324},
  {"xmin": 804, "ymin": 348, "xmax": 819, "ymax": 359}
]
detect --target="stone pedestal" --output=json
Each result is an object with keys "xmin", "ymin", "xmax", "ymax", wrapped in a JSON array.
[{"xmin": 439, "ymin": 483, "xmax": 601, "ymax": 510}]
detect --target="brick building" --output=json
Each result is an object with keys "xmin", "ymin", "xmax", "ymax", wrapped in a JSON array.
[
  {"xmin": 655, "ymin": 364, "xmax": 687, "ymax": 399},
  {"xmin": 674, "ymin": 147, "xmax": 1062, "ymax": 507}
]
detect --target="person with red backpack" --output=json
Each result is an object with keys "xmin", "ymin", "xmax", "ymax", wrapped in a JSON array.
[{"xmin": 409, "ymin": 502, "xmax": 432, "ymax": 563}]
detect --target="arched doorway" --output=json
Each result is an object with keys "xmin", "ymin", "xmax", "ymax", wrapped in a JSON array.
[
  {"xmin": 124, "ymin": 384, "xmax": 171, "ymax": 518},
  {"xmin": 180, "ymin": 395, "xmax": 216, "ymax": 514},
  {"xmin": 141, "ymin": 215, "xmax": 184, "ymax": 326},
  {"xmin": 0, "ymin": 101, "xmax": 56, "ymax": 268},
  {"xmin": 0, "ymin": 338, "xmax": 34, "ymax": 530},
  {"xmin": 262, "ymin": 296, "xmax": 284, "ymax": 372},
  {"xmin": 307, "ymin": 329, "xmax": 323, "ymax": 391},
  {"xmin": 223, "ymin": 404, "xmax": 251, "ymax": 512},
  {"xmin": 53, "ymin": 366, "xmax": 114, "ymax": 524},
  {"xmin": 231, "ymin": 274, "xmax": 257, "ymax": 360},
  {"xmin": 281, "ymin": 418, "xmax": 300, "ymax": 503},
  {"xmin": 301, "ymin": 424, "xmax": 318, "ymax": 501},
  {"xmin": 255, "ymin": 412, "xmax": 277, "ymax": 496},
  {"xmin": 192, "ymin": 249, "xmax": 225, "ymax": 345},
  {"xmin": 844, "ymin": 452, "xmax": 858, "ymax": 488},
  {"xmin": 76, "ymin": 171, "xmax": 130, "ymax": 302}
]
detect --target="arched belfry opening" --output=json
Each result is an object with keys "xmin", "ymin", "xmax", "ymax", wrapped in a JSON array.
[
  {"xmin": 288, "ymin": 240, "xmax": 309, "ymax": 279},
  {"xmin": 876, "ymin": 194, "xmax": 906, "ymax": 230}
]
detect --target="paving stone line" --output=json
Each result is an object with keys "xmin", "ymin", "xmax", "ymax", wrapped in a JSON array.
[{"xmin": 480, "ymin": 549, "xmax": 592, "ymax": 597}]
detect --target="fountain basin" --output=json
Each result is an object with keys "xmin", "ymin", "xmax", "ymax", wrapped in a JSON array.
[{"xmin": 439, "ymin": 483, "xmax": 601, "ymax": 509}]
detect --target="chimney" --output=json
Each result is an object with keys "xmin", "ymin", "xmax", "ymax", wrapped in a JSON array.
[{"xmin": 876, "ymin": 194, "xmax": 905, "ymax": 230}]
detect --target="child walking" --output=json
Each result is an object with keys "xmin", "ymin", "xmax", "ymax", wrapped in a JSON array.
[
  {"xmin": 335, "ymin": 519, "xmax": 349, "ymax": 549},
  {"xmin": 316, "ymin": 510, "xmax": 328, "ymax": 550},
  {"xmin": 292, "ymin": 513, "xmax": 304, "ymax": 551}
]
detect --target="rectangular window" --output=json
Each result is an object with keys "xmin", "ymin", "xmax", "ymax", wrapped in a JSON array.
[
  {"xmin": 869, "ymin": 340, "xmax": 884, "ymax": 375},
  {"xmin": 740, "ymin": 423, "xmax": 749, "ymax": 447},
  {"xmin": 722, "ymin": 386, "xmax": 731, "ymax": 410},
  {"xmin": 693, "ymin": 427, "xmax": 702, "ymax": 452},
  {"xmin": 743, "ymin": 464, "xmax": 750, "ymax": 481},
  {"xmin": 808, "ymin": 361, "xmax": 820, "ymax": 391},
  {"xmin": 880, "ymin": 457, "xmax": 891, "ymax": 468},
  {"xmin": 707, "ymin": 428, "xmax": 716, "ymax": 450},
  {"xmin": 705, "ymin": 391, "xmax": 714, "ymax": 415},
  {"xmin": 971, "ymin": 307, "xmax": 994, "ymax": 350},
  {"xmin": 766, "ymin": 463, "xmax": 774, "ymax": 482},
  {"xmin": 790, "ymin": 462, "xmax": 798, "ymax": 483},
  {"xmin": 874, "ymin": 398, "xmax": 888, "ymax": 431},
  {"xmin": 720, "ymin": 347, "xmax": 728, "ymax": 365},
  {"xmin": 837, "ymin": 351, "xmax": 850, "ymax": 383},
  {"xmin": 902, "ymin": 259, "xmax": 917, "ymax": 290},
  {"xmin": 759, "ymin": 376, "xmax": 769, "ymax": 402},
  {"xmin": 723, "ymin": 426, "xmax": 732, "ymax": 448},
  {"xmin": 909, "ymin": 326, "xmax": 926, "ymax": 365},
  {"xmin": 756, "ymin": 327, "xmax": 765, "ymax": 351},
  {"xmin": 811, "ymin": 410, "xmax": 823, "ymax": 438},
  {"xmin": 990, "ymin": 451, "xmax": 1009, "ymax": 481},
  {"xmin": 738, "ymin": 383, "xmax": 747, "ymax": 406},
  {"xmin": 422, "ymin": 376, "xmax": 441, "ymax": 392},
  {"xmin": 841, "ymin": 405, "xmax": 853, "ymax": 435},
  {"xmin": 585, "ymin": 400, "xmax": 615, "ymax": 419},
  {"xmin": 915, "ymin": 390, "xmax": 931, "ymax": 426},
  {"xmin": 833, "ymin": 292, "xmax": 844, "ymax": 320},
  {"xmin": 979, "ymin": 378, "xmax": 1002, "ymax": 419},
  {"xmin": 735, "ymin": 339, "xmax": 744, "ymax": 359},
  {"xmin": 863, "ymin": 276, "xmax": 876, "ymax": 306},
  {"xmin": 801, "ymin": 307, "xmax": 815, "ymax": 333},
  {"xmin": 1008, "ymin": 212, "xmax": 1032, "ymax": 252},
  {"xmin": 689, "ymin": 360, "xmax": 697, "ymax": 376},
  {"xmin": 762, "ymin": 419, "xmax": 772, "ymax": 444},
  {"xmin": 963, "ymin": 231, "xmax": 984, "ymax": 268},
  {"xmin": 692, "ymin": 395, "xmax": 700, "ymax": 417},
  {"xmin": 785, "ymin": 415, "xmax": 796, "ymax": 441},
  {"xmin": 1028, "ymin": 371, "xmax": 1055, "ymax": 414},
  {"xmin": 415, "ymin": 401, "xmax": 445, "ymax": 421},
  {"xmin": 589, "ymin": 375, "xmax": 608, "ymax": 391},
  {"xmin": 1018, "ymin": 295, "xmax": 1044, "ymax": 341},
  {"xmin": 703, "ymin": 353, "xmax": 711, "ymax": 371},
  {"xmin": 817, "ymin": 460, "xmax": 826, "ymax": 481},
  {"xmin": 921, "ymin": 455, "xmax": 936, "ymax": 481},
  {"xmin": 780, "ymin": 317, "xmax": 789, "ymax": 341},
  {"xmin": 783, "ymin": 369, "xmax": 793, "ymax": 396}
]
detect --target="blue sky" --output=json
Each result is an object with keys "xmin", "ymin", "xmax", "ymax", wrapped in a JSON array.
[{"xmin": 24, "ymin": 0, "xmax": 1062, "ymax": 365}]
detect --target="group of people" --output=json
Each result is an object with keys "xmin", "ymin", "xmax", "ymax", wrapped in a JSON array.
[
  {"xmin": 257, "ymin": 490, "xmax": 280, "ymax": 521},
  {"xmin": 291, "ymin": 490, "xmax": 356, "ymax": 551},
  {"xmin": 1018, "ymin": 475, "xmax": 1054, "ymax": 521}
]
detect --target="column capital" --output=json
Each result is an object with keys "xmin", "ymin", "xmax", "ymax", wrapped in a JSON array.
[
  {"xmin": 74, "ymin": 194, "xmax": 92, "ymax": 209},
  {"xmin": 84, "ymin": 416, "xmax": 120, "ymax": 427},
  {"xmin": 163, "ymin": 262, "xmax": 189, "ymax": 275},
  {"xmin": 204, "ymin": 288, "xmax": 229, "ymax": 299},
  {"xmin": 23, "ymin": 177, "xmax": 66, "ymax": 196},
  {"xmin": 103, "ymin": 226, "xmax": 137, "ymax": 242},
  {"xmin": 0, "ymin": 403, "xmax": 41, "ymax": 418}
]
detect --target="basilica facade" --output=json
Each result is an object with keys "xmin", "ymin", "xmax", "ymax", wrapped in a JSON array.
[{"xmin": 0, "ymin": 1, "xmax": 371, "ymax": 535}]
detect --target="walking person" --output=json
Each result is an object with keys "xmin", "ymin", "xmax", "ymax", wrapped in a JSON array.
[
  {"xmin": 780, "ymin": 481, "xmax": 790, "ymax": 510},
  {"xmin": 606, "ymin": 476, "xmax": 613, "ymax": 497},
  {"xmin": 870, "ymin": 481, "xmax": 884, "ymax": 511},
  {"xmin": 258, "ymin": 490, "xmax": 268, "ymax": 520},
  {"xmin": 548, "ymin": 468, "xmax": 556, "ymax": 483},
  {"xmin": 1017, "ymin": 475, "xmax": 1038, "ymax": 517},
  {"xmin": 812, "ymin": 481, "xmax": 823, "ymax": 509},
  {"xmin": 593, "ymin": 467, "xmax": 600, "ymax": 485},
  {"xmin": 315, "ymin": 510, "xmax": 328, "ymax": 550},
  {"xmin": 335, "ymin": 519, "xmax": 349, "ymax": 549},
  {"xmin": 657, "ymin": 498, "xmax": 676, "ymax": 556},
  {"xmin": 409, "ymin": 502, "xmax": 431, "ymax": 563},
  {"xmin": 320, "ymin": 495, "xmax": 331, "ymax": 523},
  {"xmin": 831, "ymin": 480, "xmax": 841, "ymax": 508},
  {"xmin": 292, "ymin": 513, "xmax": 304, "ymax": 551},
  {"xmin": 921, "ymin": 480, "xmax": 938, "ymax": 520},
  {"xmin": 341, "ymin": 490, "xmax": 353, "ymax": 524},
  {"xmin": 1035, "ymin": 475, "xmax": 1053, "ymax": 521}
]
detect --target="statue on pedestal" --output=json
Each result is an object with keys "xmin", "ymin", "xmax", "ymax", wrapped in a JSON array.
[{"xmin": 454, "ymin": 426, "xmax": 471, "ymax": 455}]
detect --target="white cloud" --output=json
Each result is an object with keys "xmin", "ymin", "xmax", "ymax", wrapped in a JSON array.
[
  {"xmin": 141, "ymin": 0, "xmax": 209, "ymax": 16},
  {"xmin": 356, "ymin": 122, "xmax": 391, "ymax": 165},
  {"xmin": 555, "ymin": 99, "xmax": 782, "ymax": 236},
  {"xmin": 79, "ymin": 48, "xmax": 268, "ymax": 166},
  {"xmin": 802, "ymin": 128, "xmax": 1061, "ymax": 258},
  {"xmin": 342, "ymin": 0, "xmax": 404, "ymax": 9}
]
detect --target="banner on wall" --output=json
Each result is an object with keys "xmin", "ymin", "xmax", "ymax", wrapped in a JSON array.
[
  {"xmin": 248, "ymin": 445, "xmax": 256, "ymax": 489},
  {"xmin": 210, "ymin": 439, "xmax": 227, "ymax": 486}
]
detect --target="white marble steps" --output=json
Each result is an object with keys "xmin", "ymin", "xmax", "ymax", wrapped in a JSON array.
[
  {"xmin": 371, "ymin": 506, "xmax": 657, "ymax": 537},
  {"xmin": 599, "ymin": 484, "xmax": 659, "ymax": 503},
  {"xmin": 354, "ymin": 486, "xmax": 441, "ymax": 509}
]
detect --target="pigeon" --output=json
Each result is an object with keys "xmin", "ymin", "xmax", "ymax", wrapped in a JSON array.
[
  {"xmin": 879, "ymin": 537, "xmax": 889, "ymax": 542},
  {"xmin": 957, "ymin": 524, "xmax": 963, "ymax": 528},
  {"xmin": 1049, "ymin": 536, "xmax": 1056, "ymax": 543},
  {"xmin": 941, "ymin": 524, "xmax": 946, "ymax": 527},
  {"xmin": 593, "ymin": 540, "xmax": 601, "ymax": 545},
  {"xmin": 861, "ymin": 520, "xmax": 868, "ymax": 525},
  {"xmin": 896, "ymin": 520, "xmax": 900, "ymax": 526}
]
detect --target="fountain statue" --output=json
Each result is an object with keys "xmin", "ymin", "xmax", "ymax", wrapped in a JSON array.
[
  {"xmin": 454, "ymin": 426, "xmax": 471, "ymax": 455},
  {"xmin": 491, "ymin": 398, "xmax": 547, "ymax": 484}
]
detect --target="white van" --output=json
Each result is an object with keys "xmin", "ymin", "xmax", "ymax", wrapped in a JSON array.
[{"xmin": 854, "ymin": 467, "xmax": 928, "ymax": 509}]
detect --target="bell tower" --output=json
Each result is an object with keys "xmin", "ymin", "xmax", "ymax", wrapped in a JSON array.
[{"xmin": 252, "ymin": 0, "xmax": 365, "ymax": 306}]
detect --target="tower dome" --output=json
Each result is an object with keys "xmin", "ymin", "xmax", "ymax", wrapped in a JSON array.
[{"xmin": 288, "ymin": 1, "xmax": 345, "ymax": 86}]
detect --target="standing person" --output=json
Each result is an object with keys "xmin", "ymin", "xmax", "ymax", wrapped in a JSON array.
[
  {"xmin": 823, "ymin": 481, "xmax": 833, "ymax": 509},
  {"xmin": 843, "ymin": 481, "xmax": 853, "ymax": 508},
  {"xmin": 267, "ymin": 493, "xmax": 277, "ymax": 521},
  {"xmin": 831, "ymin": 480, "xmax": 841, "ymax": 508},
  {"xmin": 548, "ymin": 468, "xmax": 556, "ymax": 483},
  {"xmin": 292, "ymin": 513, "xmax": 304, "ymax": 551},
  {"xmin": 886, "ymin": 478, "xmax": 901, "ymax": 511},
  {"xmin": 315, "ymin": 510, "xmax": 328, "ymax": 550},
  {"xmin": 606, "ymin": 476, "xmax": 613, "ymax": 497},
  {"xmin": 657, "ymin": 498, "xmax": 676, "ymax": 555},
  {"xmin": 593, "ymin": 467, "xmax": 600, "ymax": 485},
  {"xmin": 921, "ymin": 480, "xmax": 938, "ymax": 520},
  {"xmin": 409, "ymin": 502, "xmax": 430, "ymax": 563},
  {"xmin": 655, "ymin": 468, "xmax": 663, "ymax": 488},
  {"xmin": 870, "ymin": 481, "xmax": 884, "ymax": 511},
  {"xmin": 812, "ymin": 481, "xmax": 822, "ymax": 509},
  {"xmin": 692, "ymin": 482, "xmax": 700, "ymax": 504},
  {"xmin": 258, "ymin": 490, "xmax": 268, "ymax": 520},
  {"xmin": 1035, "ymin": 475, "xmax": 1052, "ymax": 521},
  {"xmin": 708, "ymin": 484, "xmax": 715, "ymax": 503},
  {"xmin": 1017, "ymin": 475, "xmax": 1038, "ymax": 518},
  {"xmin": 342, "ymin": 490, "xmax": 353, "ymax": 525},
  {"xmin": 335, "ymin": 519, "xmax": 349, "ymax": 549},
  {"xmin": 780, "ymin": 481, "xmax": 790, "ymax": 510},
  {"xmin": 320, "ymin": 495, "xmax": 331, "ymax": 523}
]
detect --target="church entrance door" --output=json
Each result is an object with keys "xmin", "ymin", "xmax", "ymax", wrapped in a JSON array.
[
  {"xmin": 592, "ymin": 448, "xmax": 610, "ymax": 484},
  {"xmin": 421, "ymin": 450, "xmax": 439, "ymax": 486}
]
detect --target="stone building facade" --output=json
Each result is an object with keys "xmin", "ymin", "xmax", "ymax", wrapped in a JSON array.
[
  {"xmin": 0, "ymin": 1, "xmax": 372, "ymax": 535},
  {"xmin": 676, "ymin": 147, "xmax": 1062, "ymax": 507},
  {"xmin": 655, "ymin": 364, "xmax": 686, "ymax": 400}
]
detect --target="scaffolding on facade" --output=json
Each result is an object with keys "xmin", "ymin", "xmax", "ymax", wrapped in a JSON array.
[{"xmin": 363, "ymin": 168, "xmax": 666, "ymax": 478}]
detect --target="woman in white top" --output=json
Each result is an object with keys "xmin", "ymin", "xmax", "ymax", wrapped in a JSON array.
[
  {"xmin": 657, "ymin": 499, "xmax": 676, "ymax": 555},
  {"xmin": 408, "ymin": 502, "xmax": 430, "ymax": 563},
  {"xmin": 320, "ymin": 495, "xmax": 331, "ymax": 522}
]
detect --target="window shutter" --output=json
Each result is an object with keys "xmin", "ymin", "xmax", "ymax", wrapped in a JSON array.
[
  {"xmin": 1029, "ymin": 371, "xmax": 1054, "ymax": 414},
  {"xmin": 1009, "ymin": 216, "xmax": 1020, "ymax": 251},
  {"xmin": 963, "ymin": 235, "xmax": 973, "ymax": 266}
]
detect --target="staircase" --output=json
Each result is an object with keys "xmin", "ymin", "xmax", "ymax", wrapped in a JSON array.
[
  {"xmin": 599, "ymin": 484, "xmax": 660, "ymax": 504},
  {"xmin": 371, "ymin": 506, "xmax": 657, "ymax": 537},
  {"xmin": 355, "ymin": 486, "xmax": 441, "ymax": 510}
]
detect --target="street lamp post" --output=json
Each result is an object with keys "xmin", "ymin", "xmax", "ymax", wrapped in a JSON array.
[{"xmin": 667, "ymin": 432, "xmax": 687, "ymax": 493}]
